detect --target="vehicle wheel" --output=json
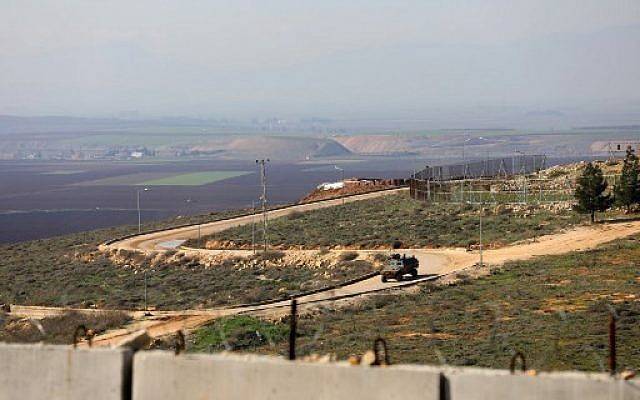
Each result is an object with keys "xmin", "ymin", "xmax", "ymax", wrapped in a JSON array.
[
  {"xmin": 411, "ymin": 269, "xmax": 418, "ymax": 278},
  {"xmin": 395, "ymin": 272, "xmax": 403, "ymax": 281},
  {"xmin": 381, "ymin": 275, "xmax": 387, "ymax": 283}
]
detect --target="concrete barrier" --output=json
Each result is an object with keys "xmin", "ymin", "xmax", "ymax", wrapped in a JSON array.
[
  {"xmin": 132, "ymin": 351, "xmax": 441, "ymax": 400},
  {"xmin": 435, "ymin": 366, "xmax": 640, "ymax": 400},
  {"xmin": 1, "ymin": 343, "xmax": 638, "ymax": 399},
  {"xmin": 0, "ymin": 343, "xmax": 132, "ymax": 400}
]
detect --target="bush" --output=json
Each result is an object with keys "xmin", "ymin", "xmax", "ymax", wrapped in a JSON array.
[
  {"xmin": 339, "ymin": 251, "xmax": 359, "ymax": 261},
  {"xmin": 287, "ymin": 211, "xmax": 304, "ymax": 220},
  {"xmin": 253, "ymin": 250, "xmax": 285, "ymax": 262},
  {"xmin": 0, "ymin": 311, "xmax": 131, "ymax": 344},
  {"xmin": 189, "ymin": 315, "xmax": 288, "ymax": 352}
]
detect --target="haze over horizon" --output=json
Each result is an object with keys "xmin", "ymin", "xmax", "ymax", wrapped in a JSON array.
[{"xmin": 1, "ymin": 1, "xmax": 639, "ymax": 128}]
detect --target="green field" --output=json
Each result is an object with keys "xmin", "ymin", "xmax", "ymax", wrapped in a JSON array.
[
  {"xmin": 41, "ymin": 170, "xmax": 86, "ymax": 175},
  {"xmin": 139, "ymin": 171, "xmax": 251, "ymax": 186},
  {"xmin": 80, "ymin": 170, "xmax": 251, "ymax": 186}
]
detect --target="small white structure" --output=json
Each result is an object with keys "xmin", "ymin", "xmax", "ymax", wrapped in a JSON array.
[{"xmin": 317, "ymin": 181, "xmax": 345, "ymax": 191}]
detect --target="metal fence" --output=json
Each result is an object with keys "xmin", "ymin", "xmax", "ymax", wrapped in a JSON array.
[{"xmin": 413, "ymin": 155, "xmax": 547, "ymax": 181}]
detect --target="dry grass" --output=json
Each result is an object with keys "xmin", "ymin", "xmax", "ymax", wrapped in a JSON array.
[
  {"xmin": 0, "ymin": 311, "xmax": 131, "ymax": 344},
  {"xmin": 192, "ymin": 193, "xmax": 585, "ymax": 250},
  {"xmin": 190, "ymin": 236, "xmax": 640, "ymax": 372}
]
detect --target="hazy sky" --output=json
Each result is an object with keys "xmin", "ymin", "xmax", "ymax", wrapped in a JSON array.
[{"xmin": 1, "ymin": 0, "xmax": 639, "ymax": 122}]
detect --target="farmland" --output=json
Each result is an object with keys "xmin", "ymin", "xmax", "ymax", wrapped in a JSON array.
[
  {"xmin": 139, "ymin": 171, "xmax": 251, "ymax": 186},
  {"xmin": 79, "ymin": 170, "xmax": 251, "ymax": 186},
  {"xmin": 0, "ymin": 159, "xmax": 405, "ymax": 243}
]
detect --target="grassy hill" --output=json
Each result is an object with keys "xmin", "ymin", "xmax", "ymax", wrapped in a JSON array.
[
  {"xmin": 0, "ymin": 208, "xmax": 373, "ymax": 310},
  {"xmin": 189, "ymin": 236, "xmax": 640, "ymax": 372},
  {"xmin": 192, "ymin": 193, "xmax": 585, "ymax": 250}
]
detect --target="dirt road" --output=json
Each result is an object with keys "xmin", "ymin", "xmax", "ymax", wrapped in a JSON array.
[
  {"xmin": 23, "ymin": 187, "xmax": 640, "ymax": 348},
  {"xmin": 84, "ymin": 220, "xmax": 640, "ymax": 348},
  {"xmin": 104, "ymin": 188, "xmax": 406, "ymax": 252}
]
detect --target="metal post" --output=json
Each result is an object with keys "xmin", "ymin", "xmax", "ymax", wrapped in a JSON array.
[
  {"xmin": 342, "ymin": 168, "xmax": 345, "ymax": 205},
  {"xmin": 289, "ymin": 298, "xmax": 297, "ymax": 360},
  {"xmin": 256, "ymin": 159, "xmax": 269, "ymax": 254},
  {"xmin": 609, "ymin": 314, "xmax": 616, "ymax": 375},
  {"xmin": 137, "ymin": 190, "xmax": 141, "ymax": 233},
  {"xmin": 137, "ymin": 188, "xmax": 148, "ymax": 233},
  {"xmin": 540, "ymin": 179, "xmax": 543, "ymax": 204},
  {"xmin": 187, "ymin": 198, "xmax": 201, "ymax": 244},
  {"xmin": 335, "ymin": 165, "xmax": 345, "ymax": 205},
  {"xmin": 479, "ymin": 204, "xmax": 483, "ymax": 267},
  {"xmin": 251, "ymin": 200, "xmax": 256, "ymax": 255},
  {"xmin": 143, "ymin": 269, "xmax": 147, "ymax": 312}
]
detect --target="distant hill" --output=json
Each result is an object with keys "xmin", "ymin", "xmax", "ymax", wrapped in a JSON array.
[
  {"xmin": 225, "ymin": 136, "xmax": 351, "ymax": 160},
  {"xmin": 0, "ymin": 114, "xmax": 217, "ymax": 134}
]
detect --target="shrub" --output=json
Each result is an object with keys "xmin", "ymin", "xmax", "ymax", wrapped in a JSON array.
[
  {"xmin": 287, "ymin": 211, "xmax": 304, "ymax": 220},
  {"xmin": 189, "ymin": 315, "xmax": 288, "ymax": 352},
  {"xmin": 254, "ymin": 250, "xmax": 285, "ymax": 262},
  {"xmin": 0, "ymin": 311, "xmax": 131, "ymax": 344},
  {"xmin": 339, "ymin": 251, "xmax": 359, "ymax": 261}
]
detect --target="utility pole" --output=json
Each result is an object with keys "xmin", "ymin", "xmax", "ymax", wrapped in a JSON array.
[
  {"xmin": 142, "ymin": 268, "xmax": 154, "ymax": 316},
  {"xmin": 251, "ymin": 200, "xmax": 256, "ymax": 255},
  {"xmin": 335, "ymin": 165, "xmax": 345, "ymax": 205},
  {"xmin": 186, "ymin": 198, "xmax": 201, "ymax": 244},
  {"xmin": 256, "ymin": 159, "xmax": 270, "ymax": 253},
  {"xmin": 479, "ymin": 203, "xmax": 484, "ymax": 268},
  {"xmin": 137, "ymin": 188, "xmax": 149, "ymax": 233},
  {"xmin": 515, "ymin": 150, "xmax": 526, "ymax": 204},
  {"xmin": 143, "ymin": 269, "xmax": 147, "ymax": 312}
]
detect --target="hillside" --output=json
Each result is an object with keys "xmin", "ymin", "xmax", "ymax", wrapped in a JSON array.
[
  {"xmin": 198, "ymin": 235, "xmax": 640, "ymax": 372},
  {"xmin": 335, "ymin": 132, "xmax": 640, "ymax": 158},
  {"xmin": 225, "ymin": 136, "xmax": 351, "ymax": 160}
]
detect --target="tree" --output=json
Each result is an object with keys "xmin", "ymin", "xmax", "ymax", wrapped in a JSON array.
[
  {"xmin": 614, "ymin": 146, "xmax": 640, "ymax": 212},
  {"xmin": 574, "ymin": 162, "xmax": 612, "ymax": 223}
]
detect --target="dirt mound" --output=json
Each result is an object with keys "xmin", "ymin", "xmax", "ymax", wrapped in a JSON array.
[
  {"xmin": 300, "ymin": 182, "xmax": 397, "ymax": 203},
  {"xmin": 226, "ymin": 136, "xmax": 351, "ymax": 160},
  {"xmin": 335, "ymin": 135, "xmax": 419, "ymax": 154}
]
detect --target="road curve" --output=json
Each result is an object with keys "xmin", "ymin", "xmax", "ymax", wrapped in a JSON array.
[
  {"xmin": 104, "ymin": 188, "xmax": 408, "ymax": 253},
  {"xmin": 91, "ymin": 187, "xmax": 476, "ymax": 346},
  {"xmin": 76, "ymin": 190, "xmax": 640, "ymax": 347},
  {"xmin": 84, "ymin": 250, "xmax": 455, "ymax": 347}
]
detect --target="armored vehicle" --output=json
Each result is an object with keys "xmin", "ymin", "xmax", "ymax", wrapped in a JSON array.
[{"xmin": 381, "ymin": 254, "xmax": 419, "ymax": 282}]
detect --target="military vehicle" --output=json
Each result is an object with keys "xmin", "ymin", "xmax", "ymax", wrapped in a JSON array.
[{"xmin": 381, "ymin": 254, "xmax": 419, "ymax": 282}]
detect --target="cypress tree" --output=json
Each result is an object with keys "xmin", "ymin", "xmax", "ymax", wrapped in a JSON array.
[
  {"xmin": 574, "ymin": 162, "xmax": 612, "ymax": 223},
  {"xmin": 614, "ymin": 146, "xmax": 640, "ymax": 212}
]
